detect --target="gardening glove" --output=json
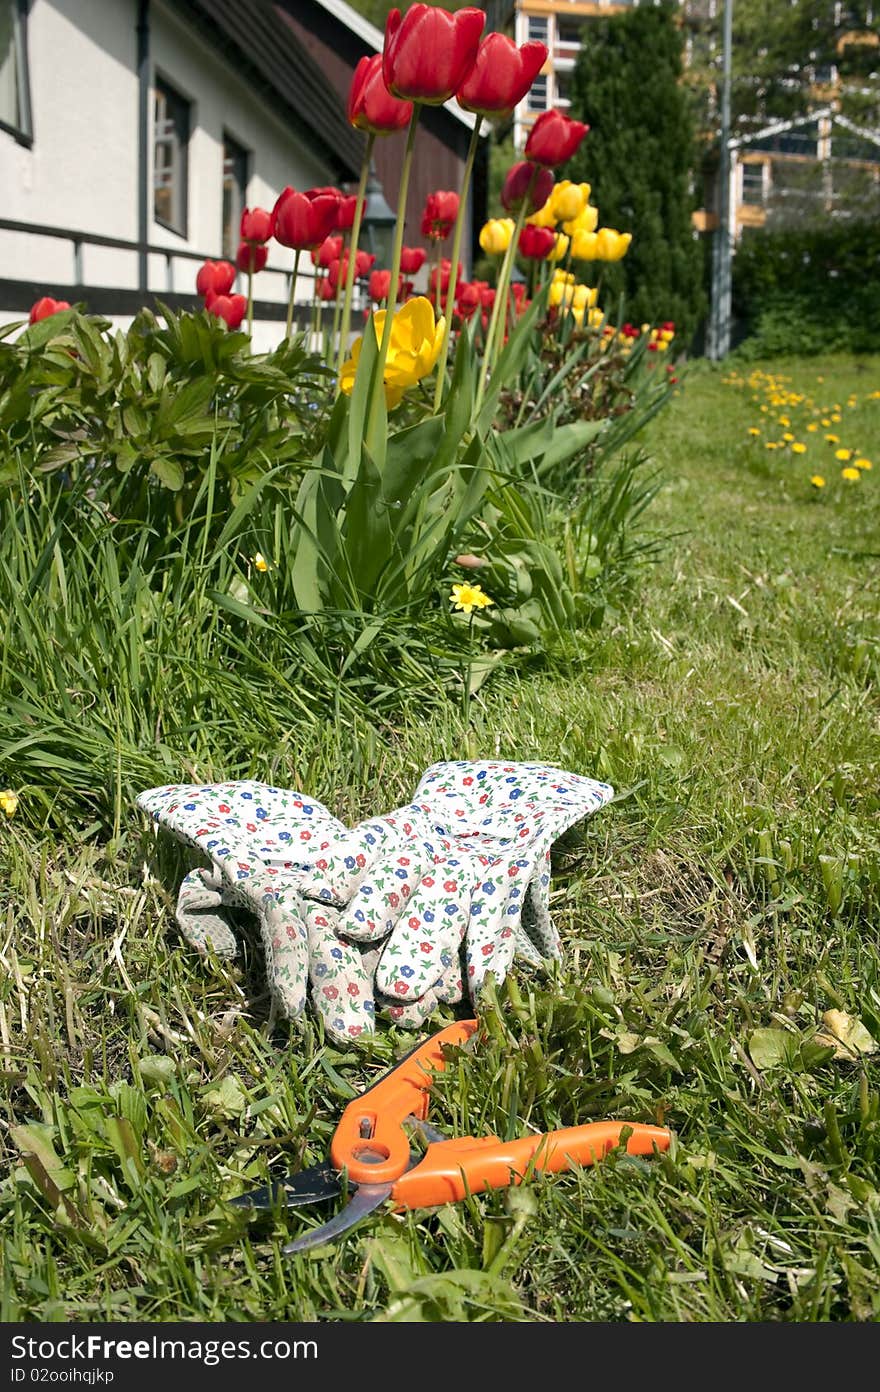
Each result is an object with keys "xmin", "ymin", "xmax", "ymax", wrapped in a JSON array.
[
  {"xmin": 334, "ymin": 761, "xmax": 615, "ymax": 1019},
  {"xmin": 136, "ymin": 781, "xmax": 397, "ymax": 1039}
]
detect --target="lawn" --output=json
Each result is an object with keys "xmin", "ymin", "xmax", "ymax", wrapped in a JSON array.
[{"xmin": 1, "ymin": 353, "xmax": 879, "ymax": 1322}]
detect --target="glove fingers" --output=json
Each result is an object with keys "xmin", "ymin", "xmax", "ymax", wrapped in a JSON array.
[
  {"xmin": 335, "ymin": 844, "xmax": 434, "ymax": 943},
  {"xmin": 256, "ymin": 884, "xmax": 310, "ymax": 1019},
  {"xmin": 517, "ymin": 852, "xmax": 560, "ymax": 959},
  {"xmin": 463, "ymin": 856, "xmax": 531, "ymax": 998},
  {"xmin": 304, "ymin": 903, "xmax": 376, "ymax": 1041},
  {"xmin": 375, "ymin": 862, "xmax": 467, "ymax": 1001},
  {"xmin": 175, "ymin": 866, "xmax": 239, "ymax": 958}
]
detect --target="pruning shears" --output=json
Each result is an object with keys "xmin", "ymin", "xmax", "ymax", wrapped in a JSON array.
[{"xmin": 231, "ymin": 1019, "xmax": 672, "ymax": 1254}]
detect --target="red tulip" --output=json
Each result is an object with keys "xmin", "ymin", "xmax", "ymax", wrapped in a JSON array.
[
  {"xmin": 312, "ymin": 234, "xmax": 344, "ymax": 269},
  {"xmin": 429, "ymin": 258, "xmax": 462, "ymax": 298},
  {"xmin": 383, "ymin": 4, "xmax": 485, "ymax": 104},
  {"xmin": 500, "ymin": 160, "xmax": 553, "ymax": 214},
  {"xmin": 524, "ymin": 109, "xmax": 589, "ymax": 167},
  {"xmin": 236, "ymin": 242, "xmax": 268, "ymax": 274},
  {"xmin": 196, "ymin": 259, "xmax": 235, "ymax": 298},
  {"xmin": 518, "ymin": 224, "xmax": 556, "ymax": 260},
  {"xmin": 240, "ymin": 207, "xmax": 273, "ymax": 244},
  {"xmin": 456, "ymin": 281, "xmax": 482, "ymax": 320},
  {"xmin": 348, "ymin": 53, "xmax": 414, "ymax": 135},
  {"xmin": 368, "ymin": 268, "xmax": 402, "ymax": 302},
  {"xmin": 336, "ymin": 195, "xmax": 358, "ymax": 230},
  {"xmin": 273, "ymin": 187, "xmax": 341, "ymax": 250},
  {"xmin": 205, "ymin": 293, "xmax": 248, "ymax": 329},
  {"xmin": 421, "ymin": 190, "xmax": 459, "ymax": 241},
  {"xmin": 29, "ymin": 296, "xmax": 71, "ymax": 324},
  {"xmin": 317, "ymin": 276, "xmax": 337, "ymax": 301},
  {"xmin": 457, "ymin": 34, "xmax": 547, "ymax": 119},
  {"xmin": 400, "ymin": 245, "xmax": 427, "ymax": 275}
]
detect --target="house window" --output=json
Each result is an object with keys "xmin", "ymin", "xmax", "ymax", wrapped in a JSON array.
[
  {"xmin": 557, "ymin": 18, "xmax": 584, "ymax": 46},
  {"xmin": 154, "ymin": 77, "xmax": 190, "ymax": 236},
  {"xmin": 222, "ymin": 134, "xmax": 249, "ymax": 259},
  {"xmin": 0, "ymin": 0, "xmax": 33, "ymax": 144},
  {"xmin": 528, "ymin": 74, "xmax": 548, "ymax": 111},
  {"xmin": 527, "ymin": 15, "xmax": 549, "ymax": 43},
  {"xmin": 555, "ymin": 69, "xmax": 574, "ymax": 107},
  {"xmin": 741, "ymin": 162, "xmax": 765, "ymax": 205}
]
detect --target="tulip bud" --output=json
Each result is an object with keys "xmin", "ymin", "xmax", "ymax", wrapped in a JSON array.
[
  {"xmin": 518, "ymin": 223, "xmax": 556, "ymax": 260},
  {"xmin": 525, "ymin": 109, "xmax": 589, "ymax": 168},
  {"xmin": 196, "ymin": 259, "xmax": 236, "ymax": 300},
  {"xmin": 29, "ymin": 296, "xmax": 72, "ymax": 324},
  {"xmin": 347, "ymin": 53, "xmax": 413, "ymax": 135},
  {"xmin": 400, "ymin": 245, "xmax": 427, "ymax": 275},
  {"xmin": 479, "ymin": 217, "xmax": 514, "ymax": 255},
  {"xmin": 383, "ymin": 4, "xmax": 485, "ymax": 104},
  {"xmin": 205, "ymin": 293, "xmax": 248, "ymax": 330},
  {"xmin": 501, "ymin": 161, "xmax": 554, "ymax": 215},
  {"xmin": 456, "ymin": 33, "xmax": 547, "ymax": 120},
  {"xmin": 240, "ymin": 206, "xmax": 274, "ymax": 244},
  {"xmin": 236, "ymin": 242, "xmax": 268, "ymax": 274}
]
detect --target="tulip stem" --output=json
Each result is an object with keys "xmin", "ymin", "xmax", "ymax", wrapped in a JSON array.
[
  {"xmin": 337, "ymin": 135, "xmax": 374, "ymax": 381},
  {"xmin": 369, "ymin": 104, "xmax": 420, "ymax": 437},
  {"xmin": 329, "ymin": 236, "xmax": 346, "ymax": 365},
  {"xmin": 433, "ymin": 115, "xmax": 482, "ymax": 414},
  {"xmin": 247, "ymin": 267, "xmax": 254, "ymax": 340},
  {"xmin": 286, "ymin": 249, "xmax": 301, "ymax": 340},
  {"xmin": 474, "ymin": 193, "xmax": 529, "ymax": 421}
]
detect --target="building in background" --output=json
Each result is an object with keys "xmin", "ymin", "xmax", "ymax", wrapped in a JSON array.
[{"xmin": 0, "ymin": 0, "xmax": 365, "ymax": 346}]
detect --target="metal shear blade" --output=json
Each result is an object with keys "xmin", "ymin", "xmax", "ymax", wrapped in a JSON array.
[{"xmin": 229, "ymin": 1160, "xmax": 341, "ymax": 1211}]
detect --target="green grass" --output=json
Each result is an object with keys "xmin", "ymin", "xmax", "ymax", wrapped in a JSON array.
[{"xmin": 2, "ymin": 353, "xmax": 879, "ymax": 1322}]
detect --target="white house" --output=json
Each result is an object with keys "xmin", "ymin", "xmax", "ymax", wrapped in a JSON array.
[{"xmin": 0, "ymin": 0, "xmax": 366, "ymax": 349}]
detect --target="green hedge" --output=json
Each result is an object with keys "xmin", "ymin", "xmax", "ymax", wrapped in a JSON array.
[{"xmin": 733, "ymin": 220, "xmax": 880, "ymax": 357}]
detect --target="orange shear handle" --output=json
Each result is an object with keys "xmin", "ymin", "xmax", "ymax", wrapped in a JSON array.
[
  {"xmin": 390, "ymin": 1120, "xmax": 672, "ymax": 1209},
  {"xmin": 330, "ymin": 1019, "xmax": 479, "ymax": 1186}
]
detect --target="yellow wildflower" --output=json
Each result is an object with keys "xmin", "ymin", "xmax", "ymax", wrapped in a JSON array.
[
  {"xmin": 748, "ymin": 427, "xmax": 761, "ymax": 436},
  {"xmin": 854, "ymin": 457, "xmax": 872, "ymax": 470},
  {"xmin": 0, "ymin": 790, "xmax": 18, "ymax": 817},
  {"xmin": 807, "ymin": 423, "xmax": 818, "ymax": 432},
  {"xmin": 825, "ymin": 434, "xmax": 839, "ymax": 443},
  {"xmin": 810, "ymin": 475, "xmax": 826, "ymax": 488},
  {"xmin": 340, "ymin": 297, "xmax": 445, "ymax": 409},
  {"xmin": 450, "ymin": 582, "xmax": 492, "ymax": 615},
  {"xmin": 779, "ymin": 416, "xmax": 790, "ymax": 427},
  {"xmin": 835, "ymin": 448, "xmax": 852, "ymax": 461},
  {"xmin": 841, "ymin": 467, "xmax": 861, "ymax": 481},
  {"xmin": 791, "ymin": 442, "xmax": 807, "ymax": 454},
  {"xmin": 253, "ymin": 553, "xmax": 269, "ymax": 573},
  {"xmin": 782, "ymin": 432, "xmax": 794, "ymax": 442}
]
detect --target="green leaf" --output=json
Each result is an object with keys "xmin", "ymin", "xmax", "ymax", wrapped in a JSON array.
[
  {"xmin": 748, "ymin": 1027, "xmax": 793, "ymax": 1070},
  {"xmin": 150, "ymin": 456, "xmax": 185, "ymax": 491}
]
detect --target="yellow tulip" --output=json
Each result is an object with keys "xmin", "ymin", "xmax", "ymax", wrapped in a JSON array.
[
  {"xmin": 563, "ymin": 204, "xmax": 599, "ymax": 238},
  {"xmin": 570, "ymin": 229, "xmax": 598, "ymax": 261},
  {"xmin": 547, "ymin": 232, "xmax": 570, "ymax": 262},
  {"xmin": 479, "ymin": 217, "xmax": 514, "ymax": 255},
  {"xmin": 594, "ymin": 228, "xmax": 632, "ymax": 261},
  {"xmin": 340, "ymin": 297, "xmax": 445, "ymax": 409},
  {"xmin": 526, "ymin": 198, "xmax": 557, "ymax": 229},
  {"xmin": 550, "ymin": 180, "xmax": 588, "ymax": 223}
]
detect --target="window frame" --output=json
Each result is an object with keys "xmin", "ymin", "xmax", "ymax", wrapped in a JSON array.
[
  {"xmin": 526, "ymin": 14, "xmax": 549, "ymax": 44},
  {"xmin": 221, "ymin": 131, "xmax": 250, "ymax": 260},
  {"xmin": 527, "ymin": 74, "xmax": 549, "ymax": 112},
  {"xmin": 153, "ymin": 73, "xmax": 191, "ymax": 239},
  {"xmin": 0, "ymin": 0, "xmax": 34, "ymax": 147}
]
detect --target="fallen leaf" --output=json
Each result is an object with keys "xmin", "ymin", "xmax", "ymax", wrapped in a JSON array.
[{"xmin": 815, "ymin": 1009, "xmax": 877, "ymax": 1060}]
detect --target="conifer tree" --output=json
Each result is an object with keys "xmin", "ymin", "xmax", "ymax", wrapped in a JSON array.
[{"xmin": 568, "ymin": 1, "xmax": 706, "ymax": 342}]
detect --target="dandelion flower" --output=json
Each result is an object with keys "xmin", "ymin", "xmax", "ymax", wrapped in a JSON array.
[
  {"xmin": 835, "ymin": 448, "xmax": 852, "ymax": 462},
  {"xmin": 825, "ymin": 433, "xmax": 839, "ymax": 443},
  {"xmin": 791, "ymin": 442, "xmax": 807, "ymax": 454},
  {"xmin": 748, "ymin": 427, "xmax": 761, "ymax": 436},
  {"xmin": 0, "ymin": 790, "xmax": 18, "ymax": 817},
  {"xmin": 821, "ymin": 418, "xmax": 831, "ymax": 426},
  {"xmin": 841, "ymin": 467, "xmax": 861, "ymax": 482},
  {"xmin": 807, "ymin": 423, "xmax": 818, "ymax": 432},
  {"xmin": 779, "ymin": 416, "xmax": 790, "ymax": 427},
  {"xmin": 854, "ymin": 458, "xmax": 872, "ymax": 471},
  {"xmin": 810, "ymin": 475, "xmax": 826, "ymax": 489},
  {"xmin": 450, "ymin": 582, "xmax": 493, "ymax": 615},
  {"xmin": 253, "ymin": 553, "xmax": 269, "ymax": 572},
  {"xmin": 765, "ymin": 441, "xmax": 779, "ymax": 450}
]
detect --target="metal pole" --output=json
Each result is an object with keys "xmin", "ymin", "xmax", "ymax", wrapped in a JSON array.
[
  {"xmin": 708, "ymin": 0, "xmax": 734, "ymax": 359},
  {"xmin": 137, "ymin": 0, "xmax": 151, "ymax": 295}
]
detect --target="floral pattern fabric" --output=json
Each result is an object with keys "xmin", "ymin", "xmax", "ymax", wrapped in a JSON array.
[{"xmin": 136, "ymin": 762, "xmax": 613, "ymax": 1041}]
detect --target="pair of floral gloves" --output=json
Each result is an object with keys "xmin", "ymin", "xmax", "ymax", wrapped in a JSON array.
[{"xmin": 136, "ymin": 761, "xmax": 613, "ymax": 1041}]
